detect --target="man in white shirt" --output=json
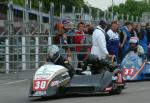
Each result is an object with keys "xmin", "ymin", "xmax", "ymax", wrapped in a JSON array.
[
  {"xmin": 88, "ymin": 20, "xmax": 117, "ymax": 74},
  {"xmin": 91, "ymin": 20, "xmax": 109, "ymax": 60}
]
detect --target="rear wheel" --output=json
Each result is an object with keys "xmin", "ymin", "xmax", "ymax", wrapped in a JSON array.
[{"xmin": 109, "ymin": 86, "xmax": 122, "ymax": 95}]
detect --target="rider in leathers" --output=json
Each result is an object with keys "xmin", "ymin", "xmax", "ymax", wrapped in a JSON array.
[{"xmin": 46, "ymin": 45, "xmax": 74, "ymax": 77}]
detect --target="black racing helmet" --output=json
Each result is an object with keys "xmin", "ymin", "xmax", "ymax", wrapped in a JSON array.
[
  {"xmin": 47, "ymin": 45, "xmax": 60, "ymax": 63},
  {"xmin": 84, "ymin": 54, "xmax": 99, "ymax": 64}
]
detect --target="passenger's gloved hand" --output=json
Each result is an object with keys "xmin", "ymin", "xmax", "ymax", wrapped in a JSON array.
[
  {"xmin": 81, "ymin": 61, "xmax": 88, "ymax": 71},
  {"xmin": 100, "ymin": 59, "xmax": 110, "ymax": 66},
  {"xmin": 109, "ymin": 63, "xmax": 119, "ymax": 72},
  {"xmin": 101, "ymin": 56, "xmax": 119, "ymax": 72}
]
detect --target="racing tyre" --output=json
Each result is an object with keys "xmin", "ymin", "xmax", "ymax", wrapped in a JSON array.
[{"xmin": 109, "ymin": 86, "xmax": 122, "ymax": 95}]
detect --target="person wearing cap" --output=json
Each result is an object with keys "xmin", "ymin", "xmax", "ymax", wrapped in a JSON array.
[
  {"xmin": 91, "ymin": 20, "xmax": 109, "ymax": 60},
  {"xmin": 128, "ymin": 36, "xmax": 144, "ymax": 55}
]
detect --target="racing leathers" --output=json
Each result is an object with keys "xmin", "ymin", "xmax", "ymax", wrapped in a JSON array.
[
  {"xmin": 128, "ymin": 45, "xmax": 145, "ymax": 55},
  {"xmin": 46, "ymin": 53, "xmax": 74, "ymax": 77}
]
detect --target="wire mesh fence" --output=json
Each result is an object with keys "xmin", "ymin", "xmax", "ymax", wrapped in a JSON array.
[{"xmin": 0, "ymin": 1, "xmax": 140, "ymax": 80}]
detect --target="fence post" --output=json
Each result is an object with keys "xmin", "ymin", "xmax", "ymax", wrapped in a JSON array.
[
  {"xmin": 22, "ymin": 37, "xmax": 26, "ymax": 70},
  {"xmin": 22, "ymin": 0, "xmax": 30, "ymax": 70},
  {"xmin": 80, "ymin": 7, "xmax": 83, "ymax": 21},
  {"xmin": 136, "ymin": 16, "xmax": 139, "ymax": 22},
  {"xmin": 34, "ymin": 1, "xmax": 43, "ymax": 68},
  {"xmin": 89, "ymin": 8, "xmax": 92, "ymax": 24},
  {"xmin": 61, "ymin": 5, "xmax": 65, "ymax": 19},
  {"xmin": 114, "ymin": 12, "xmax": 118, "ymax": 20},
  {"xmin": 8, "ymin": 0, "xmax": 13, "ymax": 35},
  {"xmin": 122, "ymin": 13, "xmax": 124, "ymax": 21},
  {"xmin": 48, "ymin": 10, "xmax": 52, "ymax": 47},
  {"xmin": 35, "ymin": 36, "xmax": 39, "ymax": 68},
  {"xmin": 111, "ymin": 12, "xmax": 113, "ymax": 21},
  {"xmin": 96, "ymin": 10, "xmax": 100, "ymax": 26},
  {"xmin": 104, "ymin": 10, "xmax": 107, "ymax": 21},
  {"xmin": 97, "ymin": 10, "xmax": 100, "ymax": 21},
  {"xmin": 72, "ymin": 6, "xmax": 76, "ymax": 26},
  {"xmin": 107, "ymin": 11, "xmax": 110, "ymax": 22},
  {"xmin": 73, "ymin": 6, "xmax": 77, "ymax": 28},
  {"xmin": 127, "ymin": 14, "xmax": 129, "ymax": 21},
  {"xmin": 50, "ymin": 2, "xmax": 54, "ymax": 33},
  {"xmin": 5, "ymin": 39, "xmax": 9, "ymax": 74},
  {"xmin": 132, "ymin": 15, "xmax": 134, "ymax": 22},
  {"xmin": 39, "ymin": 1, "xmax": 42, "ymax": 33},
  {"xmin": 49, "ymin": 2, "xmax": 54, "ymax": 45},
  {"xmin": 6, "ymin": 0, "xmax": 13, "ymax": 73}
]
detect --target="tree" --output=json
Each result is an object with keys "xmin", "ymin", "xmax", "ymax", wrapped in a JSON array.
[
  {"xmin": 108, "ymin": 0, "xmax": 150, "ymax": 20},
  {"xmin": 0, "ymin": 0, "xmax": 103, "ymax": 18}
]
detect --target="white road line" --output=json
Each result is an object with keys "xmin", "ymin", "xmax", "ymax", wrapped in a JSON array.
[{"xmin": 0, "ymin": 79, "xmax": 28, "ymax": 86}]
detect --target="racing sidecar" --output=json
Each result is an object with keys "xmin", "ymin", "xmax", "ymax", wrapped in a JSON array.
[
  {"xmin": 121, "ymin": 51, "xmax": 150, "ymax": 81},
  {"xmin": 29, "ymin": 55, "xmax": 125, "ymax": 97}
]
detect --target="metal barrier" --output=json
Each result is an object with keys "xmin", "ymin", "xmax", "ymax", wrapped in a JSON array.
[
  {"xmin": 0, "ymin": 34, "xmax": 91, "ymax": 74},
  {"xmin": 0, "ymin": 1, "xmax": 97, "ymax": 74},
  {"xmin": 0, "ymin": 0, "xmax": 136, "ymax": 80}
]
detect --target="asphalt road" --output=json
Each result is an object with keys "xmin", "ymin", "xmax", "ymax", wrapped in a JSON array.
[{"xmin": 0, "ymin": 72, "xmax": 150, "ymax": 103}]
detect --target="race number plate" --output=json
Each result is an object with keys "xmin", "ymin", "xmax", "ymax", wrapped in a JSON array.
[
  {"xmin": 33, "ymin": 80, "xmax": 49, "ymax": 91},
  {"xmin": 123, "ymin": 68, "xmax": 136, "ymax": 76}
]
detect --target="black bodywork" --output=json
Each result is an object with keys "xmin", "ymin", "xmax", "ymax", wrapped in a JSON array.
[{"xmin": 29, "ymin": 55, "xmax": 125, "ymax": 97}]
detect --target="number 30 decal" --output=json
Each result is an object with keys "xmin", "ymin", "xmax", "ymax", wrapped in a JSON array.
[{"xmin": 33, "ymin": 80, "xmax": 48, "ymax": 90}]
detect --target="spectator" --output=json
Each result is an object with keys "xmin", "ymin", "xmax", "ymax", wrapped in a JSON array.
[
  {"xmin": 131, "ymin": 23, "xmax": 138, "ymax": 37},
  {"xmin": 91, "ymin": 20, "xmax": 109, "ymax": 60},
  {"xmin": 84, "ymin": 26, "xmax": 94, "ymax": 53},
  {"xmin": 107, "ymin": 21, "xmax": 120, "ymax": 63},
  {"xmin": 120, "ymin": 22, "xmax": 133, "ymax": 58},
  {"xmin": 74, "ymin": 22, "xmax": 86, "ymax": 68},
  {"xmin": 61, "ymin": 19, "xmax": 77, "ymax": 67},
  {"xmin": 84, "ymin": 23, "xmax": 91, "ymax": 34},
  {"xmin": 138, "ymin": 23, "xmax": 148, "ymax": 54},
  {"xmin": 53, "ymin": 23, "xmax": 72, "ymax": 61},
  {"xmin": 146, "ymin": 23, "xmax": 150, "ymax": 54},
  {"xmin": 62, "ymin": 19, "xmax": 75, "ymax": 51}
]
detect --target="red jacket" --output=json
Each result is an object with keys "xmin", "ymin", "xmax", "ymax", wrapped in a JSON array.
[{"xmin": 74, "ymin": 30, "xmax": 85, "ymax": 52}]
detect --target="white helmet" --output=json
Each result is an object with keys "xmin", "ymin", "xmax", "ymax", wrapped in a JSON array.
[
  {"xmin": 129, "ymin": 37, "xmax": 139, "ymax": 50},
  {"xmin": 129, "ymin": 37, "xmax": 139, "ymax": 44}
]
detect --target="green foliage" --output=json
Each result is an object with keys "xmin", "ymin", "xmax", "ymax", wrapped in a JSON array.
[
  {"xmin": 0, "ymin": 0, "xmax": 104, "ymax": 18},
  {"xmin": 0, "ymin": 0, "xmax": 8, "ymax": 2},
  {"xmin": 13, "ymin": 0, "xmax": 24, "ymax": 6},
  {"xmin": 108, "ymin": 0, "xmax": 150, "ymax": 20}
]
